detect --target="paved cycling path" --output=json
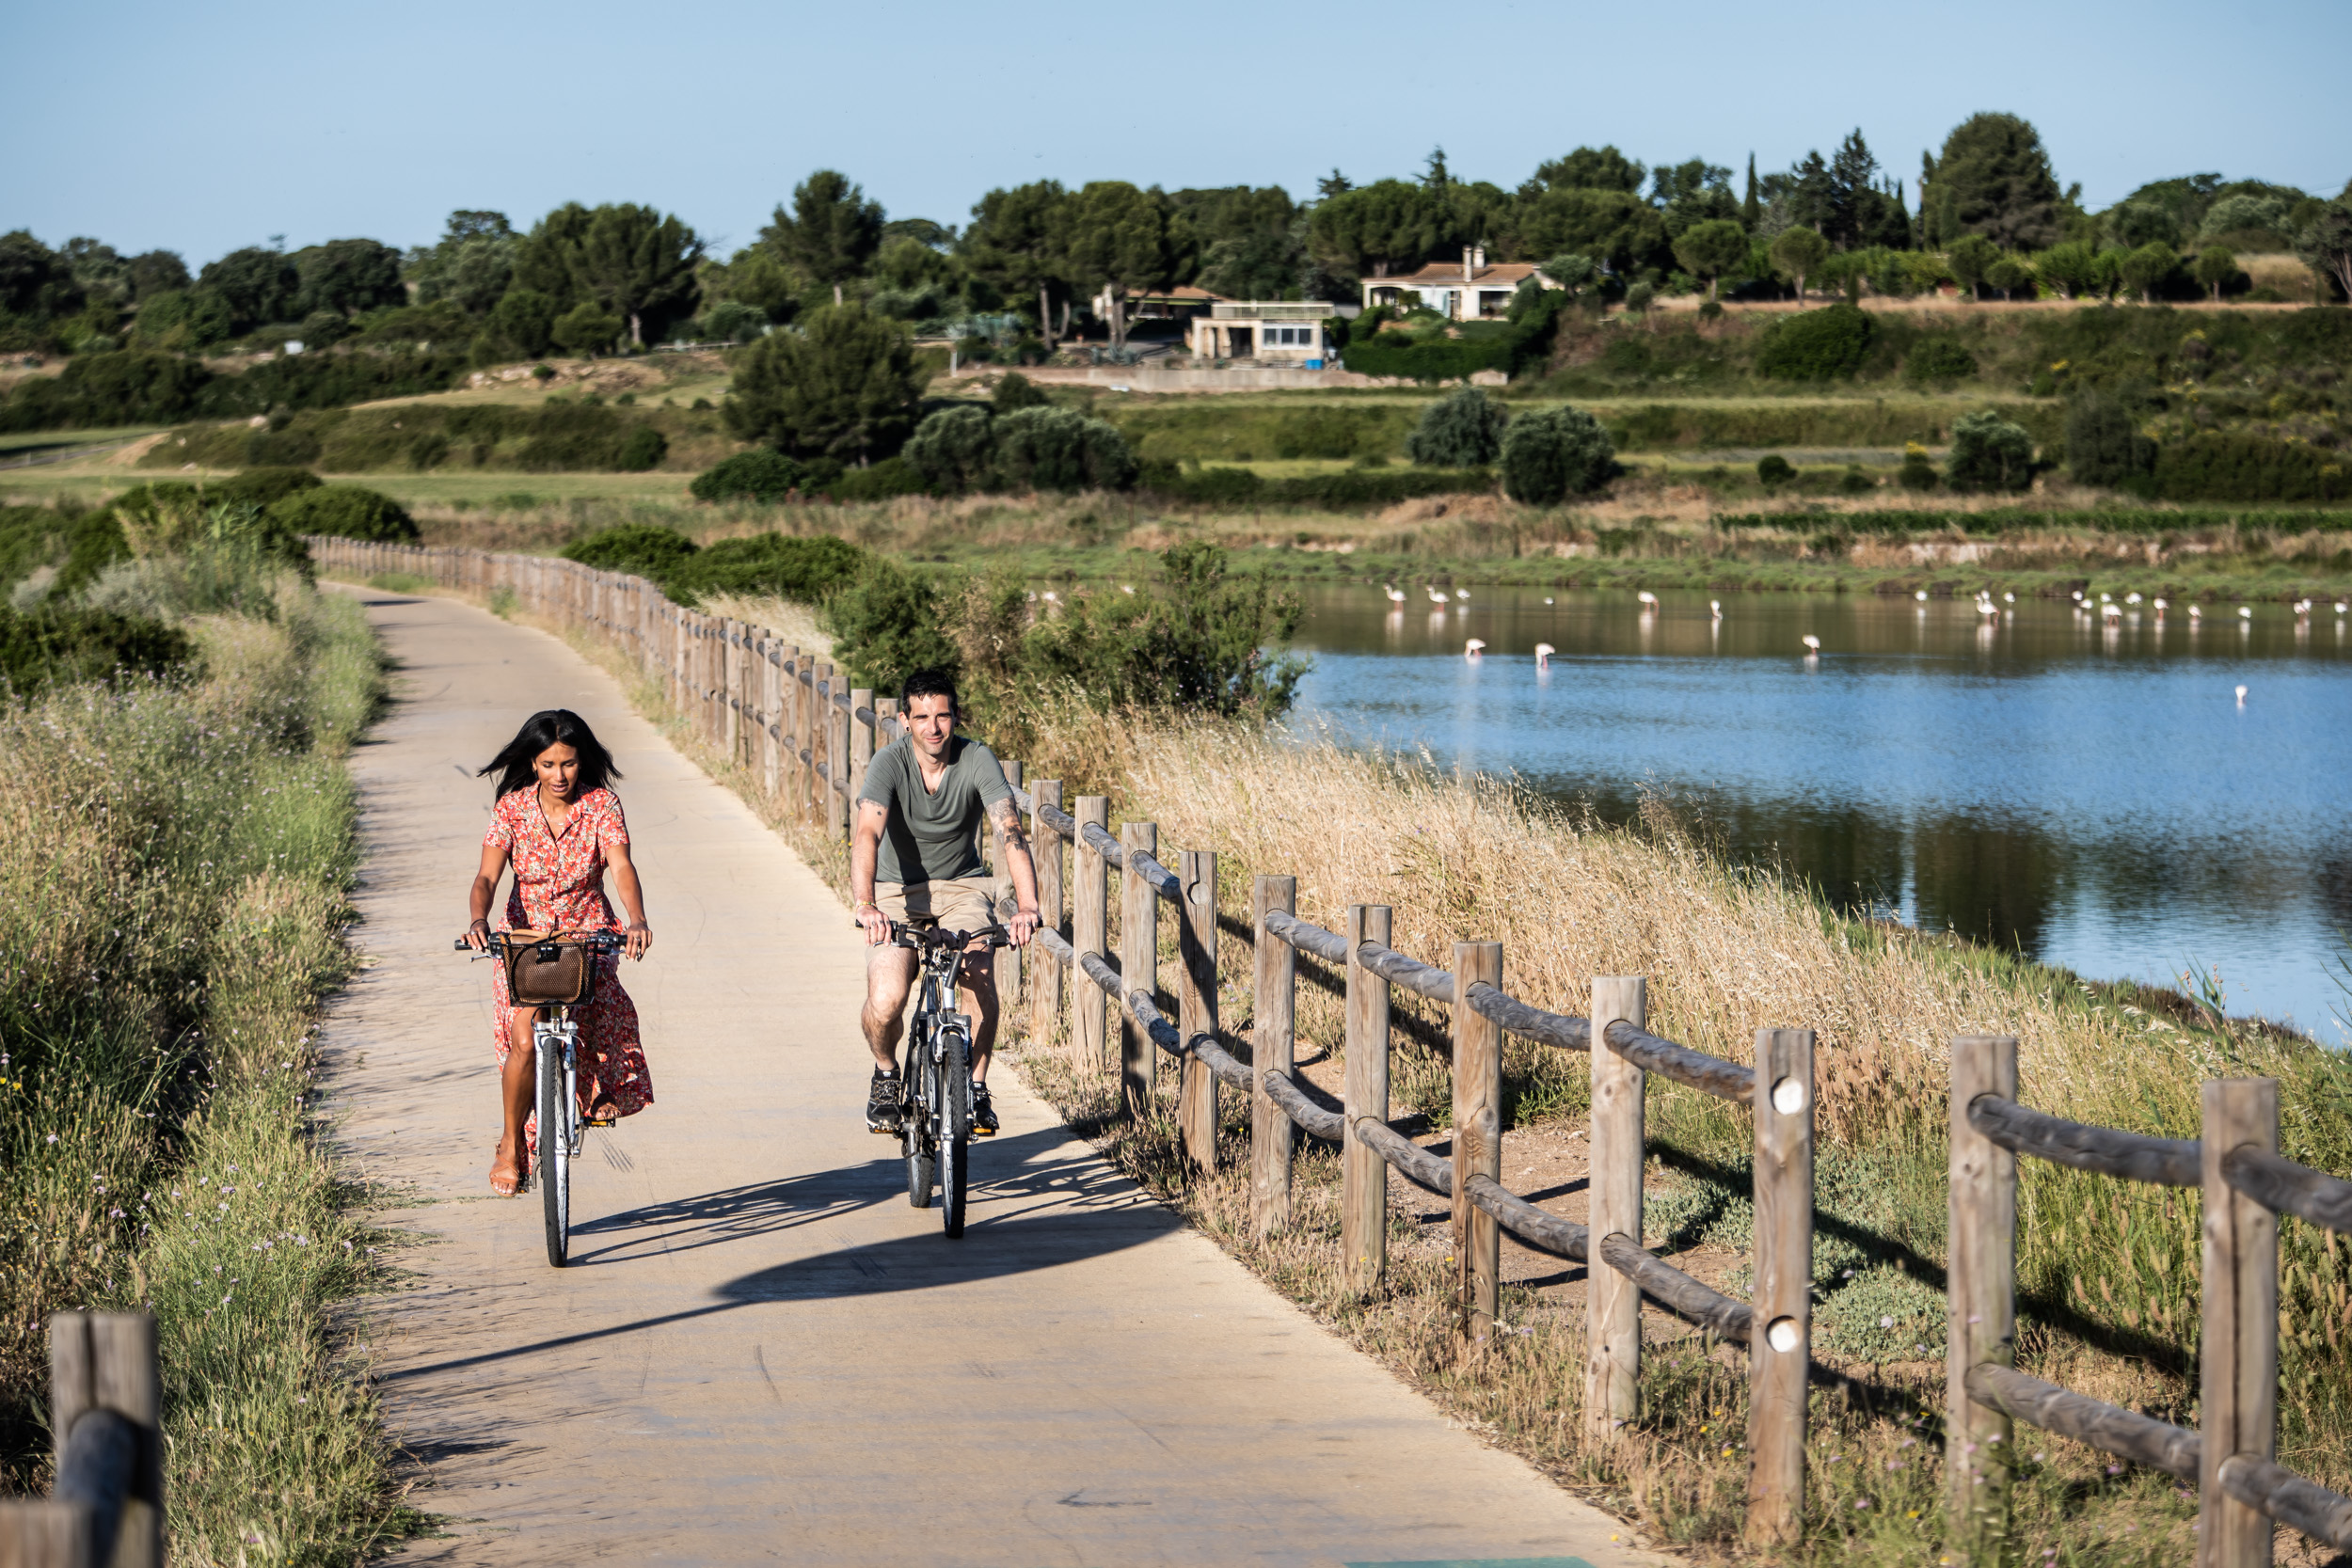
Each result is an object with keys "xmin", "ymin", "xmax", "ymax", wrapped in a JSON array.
[{"xmin": 323, "ymin": 588, "xmax": 1654, "ymax": 1568}]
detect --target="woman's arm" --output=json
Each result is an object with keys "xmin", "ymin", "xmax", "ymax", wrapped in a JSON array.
[
  {"xmin": 464, "ymin": 841, "xmax": 509, "ymax": 949},
  {"xmin": 606, "ymin": 838, "xmax": 653, "ymax": 960}
]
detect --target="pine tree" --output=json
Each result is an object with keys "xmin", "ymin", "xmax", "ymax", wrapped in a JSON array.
[{"xmin": 1742, "ymin": 154, "xmax": 1761, "ymax": 230}]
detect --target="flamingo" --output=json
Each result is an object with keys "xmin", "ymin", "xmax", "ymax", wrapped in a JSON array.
[
  {"xmin": 2236, "ymin": 684, "xmax": 2248, "ymax": 706},
  {"xmin": 2295, "ymin": 598, "xmax": 2312, "ymax": 616},
  {"xmin": 1534, "ymin": 641, "xmax": 1554, "ymax": 668},
  {"xmin": 1710, "ymin": 599, "xmax": 1723, "ymax": 619},
  {"xmin": 1636, "ymin": 591, "xmax": 1659, "ymax": 608},
  {"xmin": 1801, "ymin": 635, "xmax": 1821, "ymax": 653},
  {"xmin": 2125, "ymin": 592, "xmax": 2142, "ymax": 605},
  {"xmin": 2338, "ymin": 603, "xmax": 2349, "ymax": 615},
  {"xmin": 2239, "ymin": 607, "xmax": 2253, "ymax": 620},
  {"xmin": 1042, "ymin": 590, "xmax": 1059, "ymax": 602},
  {"xmin": 1464, "ymin": 638, "xmax": 1486, "ymax": 659},
  {"xmin": 1543, "ymin": 596, "xmax": 1555, "ymax": 605},
  {"xmin": 2100, "ymin": 593, "xmax": 2112, "ymax": 604},
  {"xmin": 1915, "ymin": 590, "xmax": 1929, "ymax": 602},
  {"xmin": 2153, "ymin": 597, "xmax": 2169, "ymax": 610},
  {"xmin": 2103, "ymin": 602, "xmax": 2122, "ymax": 621},
  {"xmin": 1384, "ymin": 584, "xmax": 1406, "ymax": 605},
  {"xmin": 2004, "ymin": 592, "xmax": 2016, "ymax": 604},
  {"xmin": 2189, "ymin": 605, "xmax": 2202, "ymax": 619},
  {"xmin": 1426, "ymin": 587, "xmax": 1449, "ymax": 606},
  {"xmin": 1455, "ymin": 589, "xmax": 1470, "ymax": 601},
  {"xmin": 1120, "ymin": 583, "xmax": 1135, "ymax": 594}
]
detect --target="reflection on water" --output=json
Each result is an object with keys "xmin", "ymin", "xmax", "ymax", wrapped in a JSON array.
[{"xmin": 1287, "ymin": 585, "xmax": 2352, "ymax": 1036}]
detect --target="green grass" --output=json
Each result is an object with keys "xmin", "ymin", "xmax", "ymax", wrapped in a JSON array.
[
  {"xmin": 0, "ymin": 546, "xmax": 422, "ymax": 1560},
  {"xmin": 0, "ymin": 425, "xmax": 168, "ymax": 459}
]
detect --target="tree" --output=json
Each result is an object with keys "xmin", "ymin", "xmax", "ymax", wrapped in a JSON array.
[
  {"xmin": 993, "ymin": 406, "xmax": 1137, "ymax": 492},
  {"xmin": 1823, "ymin": 130, "xmax": 1881, "ymax": 250},
  {"xmin": 2193, "ymin": 245, "xmax": 2238, "ymax": 301},
  {"xmin": 1946, "ymin": 409, "xmax": 2034, "ymax": 492},
  {"xmin": 1768, "ymin": 226, "xmax": 1829, "ymax": 303},
  {"xmin": 1061, "ymin": 182, "xmax": 1191, "ymax": 346},
  {"xmin": 1931, "ymin": 113, "xmax": 2064, "ymax": 250},
  {"xmin": 2035, "ymin": 240, "xmax": 2098, "ymax": 299},
  {"xmin": 491, "ymin": 289, "xmax": 559, "ymax": 356},
  {"xmin": 1947, "ymin": 232, "xmax": 1999, "ymax": 299},
  {"xmin": 1624, "ymin": 279, "xmax": 1657, "ymax": 327},
  {"xmin": 1516, "ymin": 188, "xmax": 1669, "ymax": 275},
  {"xmin": 2119, "ymin": 242, "xmax": 2178, "ymax": 304},
  {"xmin": 293, "ymin": 238, "xmax": 405, "ymax": 318},
  {"xmin": 406, "ymin": 212, "xmax": 516, "ymax": 315},
  {"xmin": 1673, "ymin": 219, "xmax": 1749, "ymax": 298},
  {"xmin": 903, "ymin": 404, "xmax": 999, "ymax": 492},
  {"xmin": 1985, "ymin": 256, "xmax": 2033, "ymax": 299},
  {"xmin": 1541, "ymin": 253, "xmax": 1597, "ymax": 293},
  {"xmin": 122, "ymin": 250, "xmax": 190, "ymax": 301},
  {"xmin": 962, "ymin": 181, "xmax": 1071, "ymax": 347},
  {"xmin": 761, "ymin": 170, "xmax": 884, "ymax": 307},
  {"xmin": 2295, "ymin": 202, "xmax": 2352, "ymax": 302},
  {"xmin": 549, "ymin": 302, "xmax": 622, "ymax": 356},
  {"xmin": 1406, "ymin": 388, "xmax": 1506, "ymax": 467},
  {"xmin": 1526, "ymin": 146, "xmax": 1645, "ymax": 195},
  {"xmin": 511, "ymin": 204, "xmax": 593, "ymax": 309},
  {"xmin": 197, "ymin": 245, "xmax": 300, "ymax": 330},
  {"xmin": 567, "ymin": 205, "xmax": 703, "ymax": 345},
  {"xmin": 1650, "ymin": 159, "xmax": 1738, "ymax": 238},
  {"xmin": 723, "ymin": 303, "xmax": 923, "ymax": 465},
  {"xmin": 1501, "ymin": 405, "xmax": 1614, "ymax": 504},
  {"xmin": 1307, "ymin": 179, "xmax": 1447, "ymax": 282},
  {"xmin": 0, "ymin": 231, "xmax": 81, "ymax": 320},
  {"xmin": 1742, "ymin": 154, "xmax": 1761, "ymax": 230}
]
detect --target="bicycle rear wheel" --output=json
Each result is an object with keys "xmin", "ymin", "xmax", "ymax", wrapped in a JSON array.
[
  {"xmin": 940, "ymin": 1018, "xmax": 971, "ymax": 1239},
  {"xmin": 537, "ymin": 1028, "xmax": 569, "ymax": 1267}
]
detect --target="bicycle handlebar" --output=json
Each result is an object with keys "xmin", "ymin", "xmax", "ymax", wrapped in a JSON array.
[
  {"xmin": 453, "ymin": 931, "xmax": 626, "ymax": 955},
  {"xmin": 849, "ymin": 918, "xmax": 1014, "ymax": 952}
]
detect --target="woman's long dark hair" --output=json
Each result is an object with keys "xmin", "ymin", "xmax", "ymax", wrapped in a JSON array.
[{"xmin": 479, "ymin": 709, "xmax": 622, "ymax": 800}]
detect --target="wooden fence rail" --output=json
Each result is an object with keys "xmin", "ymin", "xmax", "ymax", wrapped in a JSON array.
[
  {"xmin": 0, "ymin": 1313, "xmax": 164, "ymax": 1568},
  {"xmin": 1948, "ymin": 1037, "xmax": 2352, "ymax": 1566},
  {"xmin": 309, "ymin": 536, "xmax": 2352, "ymax": 1561}
]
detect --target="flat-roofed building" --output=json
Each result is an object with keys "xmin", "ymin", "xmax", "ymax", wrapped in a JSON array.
[{"xmin": 1185, "ymin": 300, "xmax": 1339, "ymax": 364}]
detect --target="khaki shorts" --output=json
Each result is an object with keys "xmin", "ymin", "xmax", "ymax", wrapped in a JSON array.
[{"xmin": 873, "ymin": 877, "xmax": 998, "ymax": 933}]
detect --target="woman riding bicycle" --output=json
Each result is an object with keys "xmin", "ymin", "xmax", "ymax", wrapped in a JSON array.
[{"xmin": 460, "ymin": 709, "xmax": 653, "ymax": 1196}]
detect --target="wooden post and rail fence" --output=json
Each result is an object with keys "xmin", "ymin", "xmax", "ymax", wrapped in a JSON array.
[
  {"xmin": 0, "ymin": 1312, "xmax": 164, "ymax": 1568},
  {"xmin": 307, "ymin": 536, "xmax": 2352, "ymax": 1561}
]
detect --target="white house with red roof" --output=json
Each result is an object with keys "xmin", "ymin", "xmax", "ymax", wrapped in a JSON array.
[{"xmin": 1362, "ymin": 247, "xmax": 1561, "ymax": 321}]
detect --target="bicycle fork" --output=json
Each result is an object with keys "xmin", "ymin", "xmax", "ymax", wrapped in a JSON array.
[{"xmin": 534, "ymin": 1017, "xmax": 581, "ymax": 1156}]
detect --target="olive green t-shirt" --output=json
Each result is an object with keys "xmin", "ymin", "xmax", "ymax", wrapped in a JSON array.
[{"xmin": 858, "ymin": 733, "xmax": 1011, "ymax": 885}]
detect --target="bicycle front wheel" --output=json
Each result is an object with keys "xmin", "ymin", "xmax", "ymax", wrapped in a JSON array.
[
  {"xmin": 904, "ymin": 1031, "xmax": 935, "ymax": 1208},
  {"xmin": 537, "ymin": 1030, "xmax": 570, "ymax": 1267},
  {"xmin": 940, "ymin": 1018, "xmax": 971, "ymax": 1239}
]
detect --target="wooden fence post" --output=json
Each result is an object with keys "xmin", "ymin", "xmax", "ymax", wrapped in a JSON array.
[
  {"xmin": 995, "ymin": 760, "xmax": 1023, "ymax": 1004},
  {"xmin": 828, "ymin": 682, "xmax": 850, "ymax": 843},
  {"xmin": 2200, "ymin": 1078, "xmax": 2280, "ymax": 1568},
  {"xmin": 1030, "ymin": 780, "xmax": 1064, "ymax": 1050},
  {"xmin": 1343, "ymin": 904, "xmax": 1392, "ymax": 1297},
  {"xmin": 1252, "ymin": 876, "xmax": 1297, "ymax": 1237},
  {"xmin": 761, "ymin": 645, "xmax": 780, "ymax": 800},
  {"xmin": 1947, "ymin": 1034, "xmax": 2018, "ymax": 1564},
  {"xmin": 1452, "ymin": 941, "xmax": 1503, "ymax": 1345},
  {"xmin": 1747, "ymin": 1027, "xmax": 1816, "ymax": 1548},
  {"xmin": 1073, "ymin": 798, "xmax": 1110, "ymax": 1072},
  {"xmin": 851, "ymin": 689, "xmax": 876, "ymax": 801},
  {"xmin": 1178, "ymin": 849, "xmax": 1218, "ymax": 1171},
  {"xmin": 719, "ymin": 620, "xmax": 739, "ymax": 760},
  {"xmin": 1119, "ymin": 821, "xmax": 1158, "ymax": 1119},
  {"xmin": 6, "ymin": 1310, "xmax": 165, "ymax": 1568},
  {"xmin": 1584, "ymin": 975, "xmax": 1646, "ymax": 1441}
]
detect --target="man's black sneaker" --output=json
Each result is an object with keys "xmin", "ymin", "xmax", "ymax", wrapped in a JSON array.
[
  {"xmin": 970, "ymin": 1080, "xmax": 998, "ymax": 1136},
  {"xmin": 866, "ymin": 1069, "xmax": 904, "ymax": 1134}
]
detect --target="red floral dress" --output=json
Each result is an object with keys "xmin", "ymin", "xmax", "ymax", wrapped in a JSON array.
[{"xmin": 485, "ymin": 785, "xmax": 653, "ymax": 1137}]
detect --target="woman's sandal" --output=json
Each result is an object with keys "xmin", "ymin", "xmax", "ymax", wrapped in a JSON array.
[
  {"xmin": 489, "ymin": 1152, "xmax": 526, "ymax": 1196},
  {"xmin": 581, "ymin": 1100, "xmax": 622, "ymax": 1128}
]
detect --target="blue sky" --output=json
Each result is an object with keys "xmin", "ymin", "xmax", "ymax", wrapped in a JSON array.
[{"xmin": 5, "ymin": 0, "xmax": 2345, "ymax": 265}]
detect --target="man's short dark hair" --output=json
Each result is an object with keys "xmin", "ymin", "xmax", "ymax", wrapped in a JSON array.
[{"xmin": 900, "ymin": 667, "xmax": 960, "ymax": 712}]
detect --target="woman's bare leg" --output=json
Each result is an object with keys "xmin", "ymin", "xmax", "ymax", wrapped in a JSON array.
[{"xmin": 491, "ymin": 1006, "xmax": 539, "ymax": 1193}]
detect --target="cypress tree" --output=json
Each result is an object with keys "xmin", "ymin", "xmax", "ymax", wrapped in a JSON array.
[{"xmin": 1741, "ymin": 154, "xmax": 1760, "ymax": 230}]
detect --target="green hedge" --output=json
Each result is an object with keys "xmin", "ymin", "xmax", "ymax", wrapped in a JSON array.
[
  {"xmin": 558, "ymin": 525, "xmax": 868, "ymax": 607},
  {"xmin": 2153, "ymin": 435, "xmax": 2348, "ymax": 503},
  {"xmin": 1713, "ymin": 507, "xmax": 2352, "ymax": 535},
  {"xmin": 1341, "ymin": 335, "xmax": 1509, "ymax": 383},
  {"xmin": 264, "ymin": 484, "xmax": 419, "ymax": 543},
  {"xmin": 1140, "ymin": 463, "xmax": 1491, "ymax": 509},
  {"xmin": 0, "ymin": 604, "xmax": 195, "ymax": 697},
  {"xmin": 0, "ymin": 349, "xmax": 469, "ymax": 433}
]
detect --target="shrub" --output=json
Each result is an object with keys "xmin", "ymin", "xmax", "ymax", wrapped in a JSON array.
[
  {"xmin": 1898, "ymin": 443, "xmax": 1940, "ymax": 491},
  {"xmin": 1404, "ymin": 388, "xmax": 1506, "ymax": 467},
  {"xmin": 561, "ymin": 524, "xmax": 698, "ymax": 580},
  {"xmin": 992, "ymin": 406, "xmax": 1137, "ymax": 492},
  {"xmin": 0, "ymin": 504, "xmax": 133, "ymax": 597},
  {"xmin": 903, "ymin": 404, "xmax": 998, "ymax": 493},
  {"xmin": 492, "ymin": 290, "xmax": 560, "ymax": 357},
  {"xmin": 698, "ymin": 300, "xmax": 768, "ymax": 344},
  {"xmin": 1945, "ymin": 410, "xmax": 2035, "ymax": 493},
  {"xmin": 615, "ymin": 427, "xmax": 667, "ymax": 471},
  {"xmin": 992, "ymin": 372, "xmax": 1050, "ymax": 413},
  {"xmin": 264, "ymin": 484, "xmax": 420, "ymax": 543},
  {"xmin": 1904, "ymin": 337, "xmax": 1979, "ymax": 385},
  {"xmin": 667, "ymin": 532, "xmax": 866, "ymax": 605},
  {"xmin": 0, "ymin": 604, "xmax": 195, "ymax": 697},
  {"xmin": 691, "ymin": 449, "xmax": 804, "ymax": 504},
  {"xmin": 1021, "ymin": 542, "xmax": 1305, "ymax": 718},
  {"xmin": 1501, "ymin": 404, "xmax": 1616, "ymax": 504},
  {"xmin": 550, "ymin": 303, "xmax": 623, "ymax": 356},
  {"xmin": 2153, "ymin": 434, "xmax": 2344, "ymax": 502},
  {"xmin": 826, "ymin": 455, "xmax": 929, "ymax": 502},
  {"xmin": 1756, "ymin": 453, "xmax": 1795, "ymax": 487},
  {"xmin": 213, "ymin": 467, "xmax": 322, "ymax": 508},
  {"xmin": 724, "ymin": 303, "xmax": 923, "ymax": 464},
  {"xmin": 1340, "ymin": 333, "xmax": 1509, "ymax": 382},
  {"xmin": 2064, "ymin": 391, "xmax": 2156, "ymax": 491},
  {"xmin": 1755, "ymin": 303, "xmax": 1872, "ymax": 381}
]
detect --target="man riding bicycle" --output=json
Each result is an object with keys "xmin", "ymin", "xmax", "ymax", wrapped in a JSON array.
[{"xmin": 851, "ymin": 668, "xmax": 1040, "ymax": 1136}]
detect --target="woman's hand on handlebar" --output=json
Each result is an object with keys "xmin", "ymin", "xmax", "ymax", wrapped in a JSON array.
[
  {"xmin": 625, "ymin": 921, "xmax": 652, "ymax": 961},
  {"xmin": 462, "ymin": 918, "xmax": 491, "ymax": 952},
  {"xmin": 854, "ymin": 901, "xmax": 891, "ymax": 947}
]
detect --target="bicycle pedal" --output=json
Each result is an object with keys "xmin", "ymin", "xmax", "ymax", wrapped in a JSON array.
[{"xmin": 971, "ymin": 1124, "xmax": 997, "ymax": 1137}]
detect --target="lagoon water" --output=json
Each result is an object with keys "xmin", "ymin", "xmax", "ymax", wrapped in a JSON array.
[{"xmin": 1286, "ymin": 584, "xmax": 2352, "ymax": 1038}]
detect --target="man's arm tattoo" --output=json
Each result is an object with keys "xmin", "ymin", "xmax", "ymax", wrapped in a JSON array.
[{"xmin": 991, "ymin": 798, "xmax": 1032, "ymax": 859}]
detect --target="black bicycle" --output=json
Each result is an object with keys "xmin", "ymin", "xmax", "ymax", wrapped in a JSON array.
[
  {"xmin": 455, "ymin": 929, "xmax": 624, "ymax": 1266},
  {"xmin": 885, "ymin": 920, "xmax": 1010, "ymax": 1239}
]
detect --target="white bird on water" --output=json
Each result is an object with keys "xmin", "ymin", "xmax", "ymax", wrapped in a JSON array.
[
  {"xmin": 2004, "ymin": 592, "xmax": 2016, "ymax": 603},
  {"xmin": 1384, "ymin": 584, "xmax": 1406, "ymax": 604},
  {"xmin": 1455, "ymin": 589, "xmax": 1470, "ymax": 601},
  {"xmin": 1801, "ymin": 634, "xmax": 1821, "ymax": 653},
  {"xmin": 2153, "ymin": 597, "xmax": 2169, "ymax": 610},
  {"xmin": 2236, "ymin": 684, "xmax": 2249, "ymax": 706},
  {"xmin": 2125, "ymin": 592, "xmax": 2142, "ymax": 605},
  {"xmin": 2338, "ymin": 602, "xmax": 2350, "ymax": 615},
  {"xmin": 2103, "ymin": 602, "xmax": 2122, "ymax": 620},
  {"xmin": 1915, "ymin": 589, "xmax": 1929, "ymax": 602},
  {"xmin": 2189, "ymin": 605, "xmax": 2202, "ymax": 619},
  {"xmin": 1427, "ymin": 587, "xmax": 1449, "ymax": 606},
  {"xmin": 1534, "ymin": 641, "xmax": 1554, "ymax": 668},
  {"xmin": 2239, "ymin": 606, "xmax": 2253, "ymax": 620},
  {"xmin": 1543, "ymin": 596, "xmax": 1555, "ymax": 605},
  {"xmin": 1710, "ymin": 599, "xmax": 1723, "ymax": 619},
  {"xmin": 1636, "ymin": 591, "xmax": 1659, "ymax": 607},
  {"xmin": 1464, "ymin": 638, "xmax": 1486, "ymax": 659}
]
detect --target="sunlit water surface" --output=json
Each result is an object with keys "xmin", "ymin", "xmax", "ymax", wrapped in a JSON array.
[{"xmin": 1285, "ymin": 585, "xmax": 2352, "ymax": 1037}]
